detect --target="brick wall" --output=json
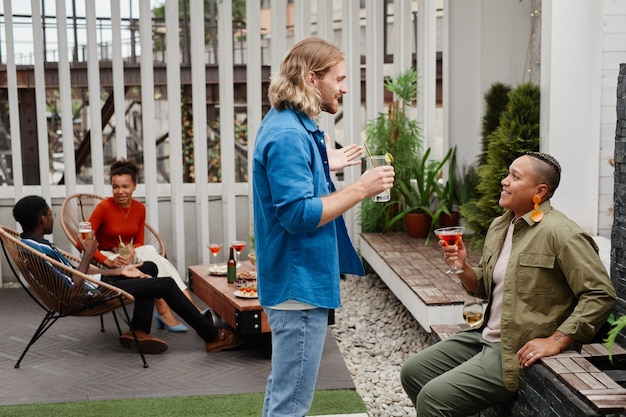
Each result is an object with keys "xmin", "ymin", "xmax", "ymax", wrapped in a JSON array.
[{"xmin": 611, "ymin": 63, "xmax": 626, "ymax": 347}]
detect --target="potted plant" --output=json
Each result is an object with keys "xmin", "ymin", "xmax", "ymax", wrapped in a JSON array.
[
  {"xmin": 385, "ymin": 147, "xmax": 454, "ymax": 240},
  {"xmin": 360, "ymin": 68, "xmax": 423, "ymax": 233},
  {"xmin": 450, "ymin": 163, "xmax": 479, "ymax": 229}
]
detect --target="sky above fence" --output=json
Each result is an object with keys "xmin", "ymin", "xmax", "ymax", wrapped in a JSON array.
[{"xmin": 0, "ymin": 0, "xmax": 162, "ymax": 64}]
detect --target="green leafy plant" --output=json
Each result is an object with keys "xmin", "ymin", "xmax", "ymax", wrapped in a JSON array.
[
  {"xmin": 360, "ymin": 68, "xmax": 423, "ymax": 233},
  {"xmin": 385, "ymin": 146, "xmax": 455, "ymax": 234},
  {"xmin": 606, "ymin": 313, "xmax": 624, "ymax": 362},
  {"xmin": 461, "ymin": 82, "xmax": 540, "ymax": 248},
  {"xmin": 437, "ymin": 145, "xmax": 458, "ymax": 213},
  {"xmin": 454, "ymin": 163, "xmax": 479, "ymax": 208},
  {"xmin": 479, "ymin": 82, "xmax": 512, "ymax": 166}
]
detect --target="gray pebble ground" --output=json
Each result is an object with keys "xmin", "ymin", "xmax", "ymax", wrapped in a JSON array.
[{"xmin": 332, "ymin": 274, "xmax": 428, "ymax": 417}]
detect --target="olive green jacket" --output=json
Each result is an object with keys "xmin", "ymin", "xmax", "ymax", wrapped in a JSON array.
[{"xmin": 472, "ymin": 201, "xmax": 617, "ymax": 391}]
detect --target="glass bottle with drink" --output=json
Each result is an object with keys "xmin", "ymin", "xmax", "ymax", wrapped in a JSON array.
[{"xmin": 227, "ymin": 246, "xmax": 237, "ymax": 284}]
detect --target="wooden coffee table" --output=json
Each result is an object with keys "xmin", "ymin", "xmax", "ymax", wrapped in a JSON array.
[{"xmin": 189, "ymin": 261, "xmax": 270, "ymax": 339}]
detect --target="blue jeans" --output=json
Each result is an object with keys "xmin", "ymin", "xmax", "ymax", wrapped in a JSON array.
[{"xmin": 262, "ymin": 307, "xmax": 329, "ymax": 417}]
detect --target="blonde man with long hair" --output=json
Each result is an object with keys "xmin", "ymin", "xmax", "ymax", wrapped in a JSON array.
[{"xmin": 253, "ymin": 37, "xmax": 395, "ymax": 417}]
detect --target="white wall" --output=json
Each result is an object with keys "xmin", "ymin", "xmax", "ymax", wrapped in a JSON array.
[
  {"xmin": 446, "ymin": 0, "xmax": 626, "ymax": 239},
  {"xmin": 541, "ymin": 0, "xmax": 603, "ymax": 235},
  {"xmin": 444, "ymin": 0, "xmax": 531, "ymax": 168},
  {"xmin": 598, "ymin": 0, "xmax": 626, "ymax": 237},
  {"xmin": 541, "ymin": 0, "xmax": 621, "ymax": 237}
]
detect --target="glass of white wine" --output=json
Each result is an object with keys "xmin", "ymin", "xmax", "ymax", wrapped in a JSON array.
[{"xmin": 462, "ymin": 298, "xmax": 484, "ymax": 327}]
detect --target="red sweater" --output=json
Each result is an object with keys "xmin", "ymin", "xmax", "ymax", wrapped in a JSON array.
[{"xmin": 88, "ymin": 197, "xmax": 146, "ymax": 265}]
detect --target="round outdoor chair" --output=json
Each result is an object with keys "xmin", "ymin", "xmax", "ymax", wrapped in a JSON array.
[
  {"xmin": 0, "ymin": 225, "xmax": 149, "ymax": 368},
  {"xmin": 60, "ymin": 193, "xmax": 165, "ymax": 257}
]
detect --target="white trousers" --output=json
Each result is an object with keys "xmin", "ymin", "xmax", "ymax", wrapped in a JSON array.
[{"xmin": 103, "ymin": 244, "xmax": 187, "ymax": 291}]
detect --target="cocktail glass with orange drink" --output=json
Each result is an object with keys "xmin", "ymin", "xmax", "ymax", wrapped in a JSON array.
[
  {"xmin": 231, "ymin": 241, "xmax": 246, "ymax": 267},
  {"xmin": 433, "ymin": 226, "xmax": 465, "ymax": 274},
  {"xmin": 208, "ymin": 243, "xmax": 223, "ymax": 272}
]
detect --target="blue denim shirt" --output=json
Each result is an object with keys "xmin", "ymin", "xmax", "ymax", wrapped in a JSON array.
[{"xmin": 252, "ymin": 108, "xmax": 364, "ymax": 309}]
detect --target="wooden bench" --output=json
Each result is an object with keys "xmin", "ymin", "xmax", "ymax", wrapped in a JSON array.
[{"xmin": 359, "ymin": 232, "xmax": 480, "ymax": 332}]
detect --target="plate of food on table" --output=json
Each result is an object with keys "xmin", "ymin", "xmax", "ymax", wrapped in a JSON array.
[
  {"xmin": 209, "ymin": 264, "xmax": 228, "ymax": 276},
  {"xmin": 234, "ymin": 280, "xmax": 258, "ymax": 298}
]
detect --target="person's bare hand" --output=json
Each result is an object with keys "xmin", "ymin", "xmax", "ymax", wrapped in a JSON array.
[
  {"xmin": 110, "ymin": 255, "xmax": 130, "ymax": 268},
  {"xmin": 328, "ymin": 142, "xmax": 363, "ymax": 171},
  {"xmin": 439, "ymin": 237, "xmax": 467, "ymax": 270},
  {"xmin": 359, "ymin": 164, "xmax": 395, "ymax": 199},
  {"xmin": 517, "ymin": 337, "xmax": 563, "ymax": 368},
  {"xmin": 78, "ymin": 233, "xmax": 98, "ymax": 260},
  {"xmin": 119, "ymin": 262, "xmax": 151, "ymax": 279}
]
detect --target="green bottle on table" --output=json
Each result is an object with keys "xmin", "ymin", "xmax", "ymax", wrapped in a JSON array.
[{"xmin": 227, "ymin": 246, "xmax": 236, "ymax": 284}]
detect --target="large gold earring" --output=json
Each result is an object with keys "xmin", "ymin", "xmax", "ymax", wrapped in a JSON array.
[{"xmin": 530, "ymin": 195, "xmax": 543, "ymax": 222}]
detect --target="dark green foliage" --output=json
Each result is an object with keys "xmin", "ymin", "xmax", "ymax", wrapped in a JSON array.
[
  {"xmin": 479, "ymin": 83, "xmax": 512, "ymax": 166},
  {"xmin": 461, "ymin": 83, "xmax": 541, "ymax": 248},
  {"xmin": 454, "ymin": 163, "xmax": 479, "ymax": 207},
  {"xmin": 364, "ymin": 69, "xmax": 422, "ymax": 186}
]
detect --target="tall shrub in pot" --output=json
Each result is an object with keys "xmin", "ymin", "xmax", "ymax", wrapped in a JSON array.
[{"xmin": 360, "ymin": 68, "xmax": 423, "ymax": 233}]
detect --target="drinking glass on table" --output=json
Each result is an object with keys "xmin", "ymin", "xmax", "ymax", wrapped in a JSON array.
[
  {"xmin": 366, "ymin": 155, "xmax": 391, "ymax": 202},
  {"xmin": 463, "ymin": 298, "xmax": 484, "ymax": 327},
  {"xmin": 78, "ymin": 221, "xmax": 92, "ymax": 239},
  {"xmin": 208, "ymin": 243, "xmax": 223, "ymax": 273},
  {"xmin": 231, "ymin": 240, "xmax": 246, "ymax": 267},
  {"xmin": 434, "ymin": 226, "xmax": 465, "ymax": 274}
]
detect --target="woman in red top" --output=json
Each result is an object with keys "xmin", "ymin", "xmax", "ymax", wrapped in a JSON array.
[{"xmin": 89, "ymin": 160, "xmax": 202, "ymax": 331}]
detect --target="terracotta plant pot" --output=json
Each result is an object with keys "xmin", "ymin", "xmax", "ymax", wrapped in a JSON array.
[
  {"xmin": 405, "ymin": 212, "xmax": 432, "ymax": 238},
  {"xmin": 438, "ymin": 211, "xmax": 460, "ymax": 228}
]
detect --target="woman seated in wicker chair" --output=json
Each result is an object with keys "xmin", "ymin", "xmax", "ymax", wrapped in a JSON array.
[{"xmin": 87, "ymin": 159, "xmax": 203, "ymax": 332}]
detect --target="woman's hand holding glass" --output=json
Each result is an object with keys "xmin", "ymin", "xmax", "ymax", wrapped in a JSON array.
[
  {"xmin": 438, "ymin": 232, "xmax": 467, "ymax": 274},
  {"xmin": 111, "ymin": 241, "xmax": 135, "ymax": 267}
]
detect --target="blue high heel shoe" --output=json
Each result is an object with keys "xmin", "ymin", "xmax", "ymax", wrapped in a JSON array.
[{"xmin": 155, "ymin": 312, "xmax": 188, "ymax": 332}]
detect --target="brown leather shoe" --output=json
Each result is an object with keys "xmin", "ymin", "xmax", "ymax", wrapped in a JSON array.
[
  {"xmin": 205, "ymin": 329, "xmax": 245, "ymax": 352},
  {"xmin": 119, "ymin": 330, "xmax": 168, "ymax": 354}
]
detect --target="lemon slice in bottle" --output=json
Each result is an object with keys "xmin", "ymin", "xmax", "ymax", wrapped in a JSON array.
[{"xmin": 384, "ymin": 152, "xmax": 394, "ymax": 164}]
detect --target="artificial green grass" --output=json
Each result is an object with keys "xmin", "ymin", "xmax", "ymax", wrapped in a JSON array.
[{"xmin": 0, "ymin": 389, "xmax": 366, "ymax": 417}]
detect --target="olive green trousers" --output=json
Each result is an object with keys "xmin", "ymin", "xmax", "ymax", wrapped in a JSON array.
[{"xmin": 400, "ymin": 329, "xmax": 516, "ymax": 416}]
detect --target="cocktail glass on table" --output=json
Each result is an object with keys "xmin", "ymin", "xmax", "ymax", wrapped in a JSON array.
[
  {"xmin": 231, "ymin": 241, "xmax": 246, "ymax": 267},
  {"xmin": 208, "ymin": 243, "xmax": 223, "ymax": 273},
  {"xmin": 433, "ymin": 226, "xmax": 465, "ymax": 274}
]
